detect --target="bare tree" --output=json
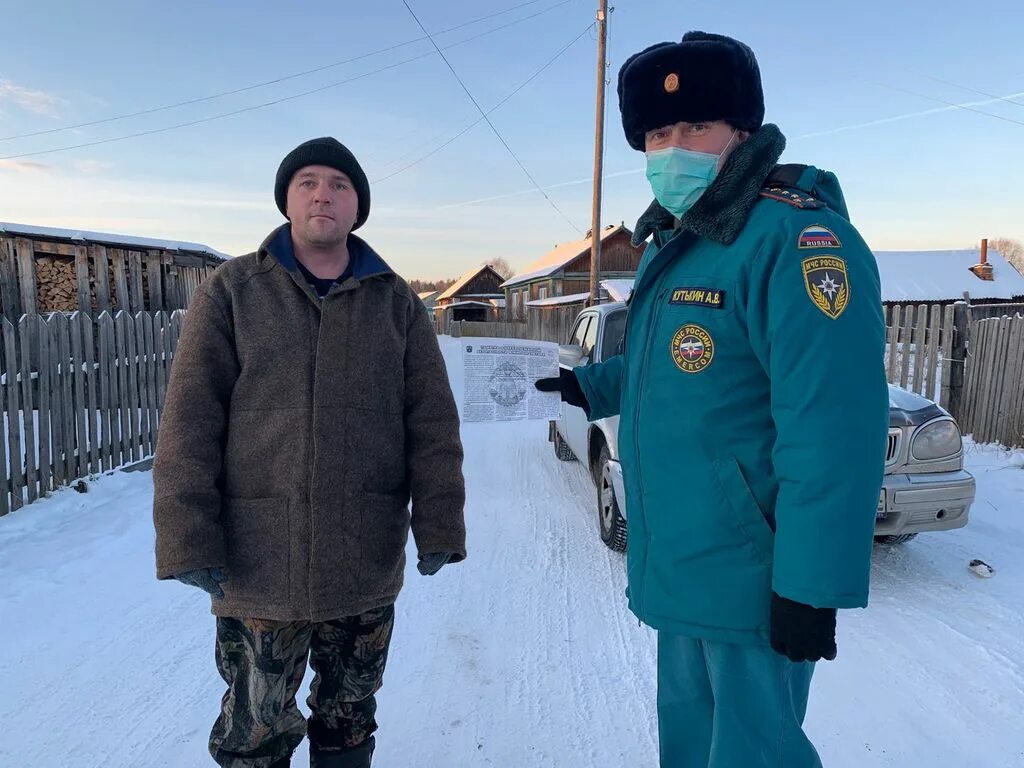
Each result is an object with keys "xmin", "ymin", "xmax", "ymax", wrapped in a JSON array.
[
  {"xmin": 409, "ymin": 278, "xmax": 458, "ymax": 294},
  {"xmin": 486, "ymin": 257, "xmax": 515, "ymax": 280},
  {"xmin": 990, "ymin": 238, "xmax": 1024, "ymax": 275}
]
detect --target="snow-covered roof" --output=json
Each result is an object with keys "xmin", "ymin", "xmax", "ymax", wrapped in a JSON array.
[
  {"xmin": 601, "ymin": 278, "xmax": 634, "ymax": 302},
  {"xmin": 875, "ymin": 249, "xmax": 1024, "ymax": 302},
  {"xmin": 417, "ymin": 290, "xmax": 440, "ymax": 301},
  {"xmin": 438, "ymin": 264, "xmax": 504, "ymax": 301},
  {"xmin": 526, "ymin": 291, "xmax": 591, "ymax": 308},
  {"xmin": 503, "ymin": 224, "xmax": 630, "ymax": 288},
  {"xmin": 440, "ymin": 300, "xmax": 495, "ymax": 310},
  {"xmin": 0, "ymin": 221, "xmax": 230, "ymax": 260}
]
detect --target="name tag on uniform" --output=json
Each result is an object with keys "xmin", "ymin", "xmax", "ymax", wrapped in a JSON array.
[{"xmin": 668, "ymin": 287, "xmax": 726, "ymax": 309}]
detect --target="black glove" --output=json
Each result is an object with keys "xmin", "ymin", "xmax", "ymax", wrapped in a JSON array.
[
  {"xmin": 417, "ymin": 552, "xmax": 454, "ymax": 576},
  {"xmin": 534, "ymin": 368, "xmax": 589, "ymax": 411},
  {"xmin": 174, "ymin": 567, "xmax": 226, "ymax": 599},
  {"xmin": 769, "ymin": 592, "xmax": 837, "ymax": 663}
]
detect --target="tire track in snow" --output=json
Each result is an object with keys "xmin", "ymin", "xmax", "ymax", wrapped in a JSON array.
[{"xmin": 520, "ymin": 423, "xmax": 659, "ymax": 764}]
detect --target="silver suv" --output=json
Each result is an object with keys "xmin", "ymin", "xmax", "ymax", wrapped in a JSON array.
[{"xmin": 550, "ymin": 303, "xmax": 975, "ymax": 552}]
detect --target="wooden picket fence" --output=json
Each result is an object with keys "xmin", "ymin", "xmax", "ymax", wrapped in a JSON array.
[
  {"xmin": 450, "ymin": 320, "xmax": 531, "ymax": 339},
  {"xmin": 0, "ymin": 310, "xmax": 184, "ymax": 515},
  {"xmin": 433, "ymin": 298, "xmax": 1024, "ymax": 448},
  {"xmin": 525, "ymin": 306, "xmax": 582, "ymax": 344},
  {"xmin": 883, "ymin": 303, "xmax": 959, "ymax": 408},
  {"xmin": 440, "ymin": 306, "xmax": 584, "ymax": 345},
  {"xmin": 450, "ymin": 304, "xmax": 963, "ymax": 404},
  {"xmin": 447, "ymin": 302, "xmax": 965, "ymax": 405},
  {"xmin": 959, "ymin": 313, "xmax": 1024, "ymax": 448}
]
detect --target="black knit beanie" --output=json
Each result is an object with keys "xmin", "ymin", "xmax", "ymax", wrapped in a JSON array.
[
  {"xmin": 274, "ymin": 137, "xmax": 371, "ymax": 230},
  {"xmin": 617, "ymin": 31, "xmax": 765, "ymax": 151}
]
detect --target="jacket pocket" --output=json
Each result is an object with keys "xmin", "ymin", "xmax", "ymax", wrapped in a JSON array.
[
  {"xmin": 713, "ymin": 457, "xmax": 774, "ymax": 562},
  {"xmin": 357, "ymin": 492, "xmax": 411, "ymax": 597},
  {"xmin": 222, "ymin": 497, "xmax": 290, "ymax": 605}
]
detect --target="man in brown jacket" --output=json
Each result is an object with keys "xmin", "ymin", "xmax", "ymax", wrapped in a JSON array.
[{"xmin": 153, "ymin": 137, "xmax": 466, "ymax": 768}]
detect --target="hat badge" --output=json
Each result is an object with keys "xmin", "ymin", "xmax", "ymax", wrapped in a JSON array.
[{"xmin": 664, "ymin": 73, "xmax": 679, "ymax": 93}]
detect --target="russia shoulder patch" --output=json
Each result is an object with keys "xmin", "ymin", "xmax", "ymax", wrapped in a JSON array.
[{"xmin": 798, "ymin": 224, "xmax": 842, "ymax": 249}]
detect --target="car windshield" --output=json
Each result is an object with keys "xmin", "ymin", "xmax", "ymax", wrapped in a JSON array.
[{"xmin": 601, "ymin": 310, "xmax": 627, "ymax": 361}]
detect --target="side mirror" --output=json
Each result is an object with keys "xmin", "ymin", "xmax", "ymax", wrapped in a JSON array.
[{"xmin": 558, "ymin": 343, "xmax": 586, "ymax": 369}]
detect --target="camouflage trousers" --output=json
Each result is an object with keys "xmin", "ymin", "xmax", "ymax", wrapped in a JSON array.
[{"xmin": 209, "ymin": 604, "xmax": 395, "ymax": 768}]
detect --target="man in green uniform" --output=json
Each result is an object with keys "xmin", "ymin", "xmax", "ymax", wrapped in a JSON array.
[{"xmin": 536, "ymin": 31, "xmax": 889, "ymax": 767}]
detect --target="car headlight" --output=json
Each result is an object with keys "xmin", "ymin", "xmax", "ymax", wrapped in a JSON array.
[{"xmin": 911, "ymin": 419, "xmax": 962, "ymax": 461}]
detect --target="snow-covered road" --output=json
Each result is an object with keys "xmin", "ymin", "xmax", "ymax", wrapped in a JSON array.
[{"xmin": 1, "ymin": 336, "xmax": 1022, "ymax": 767}]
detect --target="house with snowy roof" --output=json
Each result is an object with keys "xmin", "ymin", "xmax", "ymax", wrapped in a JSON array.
[
  {"xmin": 501, "ymin": 223, "xmax": 644, "ymax": 318},
  {"xmin": 875, "ymin": 245, "xmax": 1024, "ymax": 308},
  {"xmin": 435, "ymin": 264, "xmax": 506, "ymax": 323}
]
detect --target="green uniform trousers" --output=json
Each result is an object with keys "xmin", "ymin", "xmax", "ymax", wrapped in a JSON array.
[{"xmin": 657, "ymin": 632, "xmax": 823, "ymax": 768}]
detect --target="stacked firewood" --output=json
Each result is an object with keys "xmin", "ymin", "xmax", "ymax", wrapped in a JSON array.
[
  {"xmin": 34, "ymin": 256, "xmax": 135, "ymax": 313},
  {"xmin": 35, "ymin": 257, "xmax": 80, "ymax": 312}
]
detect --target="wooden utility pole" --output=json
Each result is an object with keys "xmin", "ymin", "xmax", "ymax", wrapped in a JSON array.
[{"xmin": 588, "ymin": 0, "xmax": 608, "ymax": 305}]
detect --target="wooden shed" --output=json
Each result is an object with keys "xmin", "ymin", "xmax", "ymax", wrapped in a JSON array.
[{"xmin": 0, "ymin": 221, "xmax": 229, "ymax": 323}]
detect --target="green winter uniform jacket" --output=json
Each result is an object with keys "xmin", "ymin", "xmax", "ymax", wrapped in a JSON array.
[{"xmin": 575, "ymin": 125, "xmax": 889, "ymax": 644}]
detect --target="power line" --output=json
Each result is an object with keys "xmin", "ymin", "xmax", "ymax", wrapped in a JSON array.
[
  {"xmin": 0, "ymin": 0, "xmax": 570, "ymax": 143},
  {"xmin": 0, "ymin": 5, "xmax": 575, "ymax": 161},
  {"xmin": 374, "ymin": 22, "xmax": 595, "ymax": 184},
  {"xmin": 399, "ymin": 0, "xmax": 584, "ymax": 234},
  {"xmin": 912, "ymin": 72, "xmax": 1024, "ymax": 109},
  {"xmin": 0, "ymin": 58, "xmax": 430, "ymax": 161},
  {"xmin": 799, "ymin": 89, "xmax": 1024, "ymax": 139},
  {"xmin": 873, "ymin": 80, "xmax": 1024, "ymax": 128},
  {"xmin": 374, "ymin": 23, "xmax": 592, "ymax": 182}
]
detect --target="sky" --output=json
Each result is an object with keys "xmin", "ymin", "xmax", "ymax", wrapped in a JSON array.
[{"xmin": 0, "ymin": 0, "xmax": 1022, "ymax": 281}]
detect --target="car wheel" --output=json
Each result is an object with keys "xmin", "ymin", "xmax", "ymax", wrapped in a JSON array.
[
  {"xmin": 875, "ymin": 533, "xmax": 919, "ymax": 544},
  {"xmin": 553, "ymin": 429, "xmax": 577, "ymax": 462},
  {"xmin": 597, "ymin": 444, "xmax": 627, "ymax": 552}
]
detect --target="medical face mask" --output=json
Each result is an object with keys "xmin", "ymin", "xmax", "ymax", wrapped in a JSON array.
[{"xmin": 644, "ymin": 131, "xmax": 737, "ymax": 218}]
